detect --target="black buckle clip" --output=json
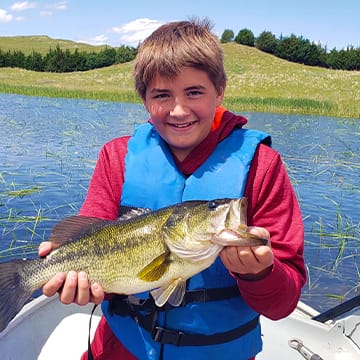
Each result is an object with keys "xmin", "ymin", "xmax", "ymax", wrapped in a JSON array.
[{"xmin": 152, "ymin": 326, "xmax": 184, "ymax": 346}]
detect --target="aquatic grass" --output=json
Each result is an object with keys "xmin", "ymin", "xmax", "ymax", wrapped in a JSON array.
[
  {"xmin": 0, "ymin": 200, "xmax": 80, "ymax": 259},
  {"xmin": 4, "ymin": 185, "xmax": 42, "ymax": 198},
  {"xmin": 0, "ymin": 244, "xmax": 38, "ymax": 259},
  {"xmin": 0, "ymin": 176, "xmax": 42, "ymax": 203},
  {"xmin": 0, "ymin": 169, "xmax": 82, "ymax": 258},
  {"xmin": 0, "ymin": 83, "xmax": 140, "ymax": 103},
  {"xmin": 0, "ymin": 201, "xmax": 47, "ymax": 256},
  {"xmin": 303, "ymin": 193, "xmax": 360, "ymax": 304},
  {"xmin": 310, "ymin": 196, "xmax": 359, "ymax": 263},
  {"xmin": 305, "ymin": 253, "xmax": 360, "ymax": 301},
  {"xmin": 0, "ymin": 211, "xmax": 48, "ymax": 260}
]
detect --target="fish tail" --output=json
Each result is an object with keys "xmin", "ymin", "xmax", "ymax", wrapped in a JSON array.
[{"xmin": 0, "ymin": 259, "xmax": 33, "ymax": 333}]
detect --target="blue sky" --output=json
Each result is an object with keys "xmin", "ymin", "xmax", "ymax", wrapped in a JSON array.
[{"xmin": 0, "ymin": 1, "xmax": 359, "ymax": 50}]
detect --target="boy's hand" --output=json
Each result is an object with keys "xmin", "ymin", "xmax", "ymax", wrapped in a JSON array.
[
  {"xmin": 220, "ymin": 226, "xmax": 273, "ymax": 279},
  {"xmin": 38, "ymin": 242, "xmax": 105, "ymax": 305}
]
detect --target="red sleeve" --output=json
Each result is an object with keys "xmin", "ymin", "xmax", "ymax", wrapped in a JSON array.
[
  {"xmin": 239, "ymin": 144, "xmax": 306, "ymax": 320},
  {"xmin": 78, "ymin": 136, "xmax": 130, "ymax": 220}
]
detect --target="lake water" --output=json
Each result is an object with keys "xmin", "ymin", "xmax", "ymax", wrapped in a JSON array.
[{"xmin": 0, "ymin": 93, "xmax": 359, "ymax": 312}]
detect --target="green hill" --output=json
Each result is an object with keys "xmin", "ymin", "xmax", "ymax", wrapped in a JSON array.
[
  {"xmin": 0, "ymin": 35, "xmax": 108, "ymax": 55},
  {"xmin": 0, "ymin": 37, "xmax": 359, "ymax": 118},
  {"xmin": 221, "ymin": 43, "xmax": 360, "ymax": 118}
]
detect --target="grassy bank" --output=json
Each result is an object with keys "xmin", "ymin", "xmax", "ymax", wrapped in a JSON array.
[
  {"xmin": 0, "ymin": 35, "xmax": 107, "ymax": 55},
  {"xmin": 0, "ymin": 43, "xmax": 359, "ymax": 118}
]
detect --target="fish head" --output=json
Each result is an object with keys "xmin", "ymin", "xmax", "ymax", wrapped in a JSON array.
[{"xmin": 163, "ymin": 198, "xmax": 248, "ymax": 261}]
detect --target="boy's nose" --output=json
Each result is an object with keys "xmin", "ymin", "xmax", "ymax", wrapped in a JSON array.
[{"xmin": 170, "ymin": 101, "xmax": 190, "ymax": 118}]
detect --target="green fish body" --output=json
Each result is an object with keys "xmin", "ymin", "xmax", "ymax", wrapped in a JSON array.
[{"xmin": 0, "ymin": 197, "xmax": 267, "ymax": 333}]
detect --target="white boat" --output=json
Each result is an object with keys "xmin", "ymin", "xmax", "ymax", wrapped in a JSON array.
[{"xmin": 1, "ymin": 294, "xmax": 359, "ymax": 359}]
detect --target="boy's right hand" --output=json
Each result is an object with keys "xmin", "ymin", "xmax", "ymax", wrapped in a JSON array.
[{"xmin": 38, "ymin": 242, "xmax": 105, "ymax": 305}]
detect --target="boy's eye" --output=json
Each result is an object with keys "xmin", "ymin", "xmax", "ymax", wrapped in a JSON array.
[
  {"xmin": 153, "ymin": 93, "xmax": 169, "ymax": 99},
  {"xmin": 187, "ymin": 89, "xmax": 203, "ymax": 97},
  {"xmin": 188, "ymin": 91, "xmax": 200, "ymax": 96}
]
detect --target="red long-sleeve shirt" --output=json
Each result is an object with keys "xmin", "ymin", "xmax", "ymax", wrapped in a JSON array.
[{"xmin": 79, "ymin": 134, "xmax": 306, "ymax": 320}]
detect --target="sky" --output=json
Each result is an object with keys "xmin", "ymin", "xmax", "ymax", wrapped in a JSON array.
[{"xmin": 0, "ymin": 0, "xmax": 359, "ymax": 50}]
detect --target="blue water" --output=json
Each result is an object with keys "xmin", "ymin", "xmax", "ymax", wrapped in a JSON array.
[{"xmin": 1, "ymin": 94, "xmax": 359, "ymax": 312}]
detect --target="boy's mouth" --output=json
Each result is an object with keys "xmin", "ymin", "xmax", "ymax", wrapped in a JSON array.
[{"xmin": 170, "ymin": 120, "xmax": 198, "ymax": 128}]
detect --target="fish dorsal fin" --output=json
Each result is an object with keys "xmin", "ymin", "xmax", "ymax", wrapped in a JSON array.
[
  {"xmin": 137, "ymin": 252, "xmax": 171, "ymax": 282},
  {"xmin": 150, "ymin": 278, "xmax": 186, "ymax": 307},
  {"xmin": 48, "ymin": 215, "xmax": 108, "ymax": 246},
  {"xmin": 118, "ymin": 205, "xmax": 152, "ymax": 221}
]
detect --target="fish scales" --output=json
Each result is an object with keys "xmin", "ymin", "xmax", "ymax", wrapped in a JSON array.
[
  {"xmin": 25, "ymin": 210, "xmax": 173, "ymax": 292},
  {"xmin": 0, "ymin": 198, "xmax": 268, "ymax": 333}
]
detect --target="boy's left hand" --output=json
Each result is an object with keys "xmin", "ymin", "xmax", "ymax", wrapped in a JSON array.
[{"xmin": 220, "ymin": 226, "xmax": 273, "ymax": 278}]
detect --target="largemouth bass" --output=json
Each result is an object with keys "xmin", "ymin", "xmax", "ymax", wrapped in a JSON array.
[{"xmin": 0, "ymin": 197, "xmax": 267, "ymax": 333}]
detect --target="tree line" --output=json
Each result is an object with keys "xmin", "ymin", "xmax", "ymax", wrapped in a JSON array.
[
  {"xmin": 1, "ymin": 29, "xmax": 359, "ymax": 72},
  {"xmin": 221, "ymin": 28, "xmax": 360, "ymax": 70},
  {"xmin": 0, "ymin": 44, "xmax": 137, "ymax": 72}
]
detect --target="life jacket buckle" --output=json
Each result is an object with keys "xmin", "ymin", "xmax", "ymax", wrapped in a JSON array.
[{"xmin": 152, "ymin": 326, "xmax": 185, "ymax": 346}]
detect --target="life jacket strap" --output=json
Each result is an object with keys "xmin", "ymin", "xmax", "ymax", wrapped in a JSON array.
[
  {"xmin": 107, "ymin": 286, "xmax": 259, "ymax": 346},
  {"xmin": 150, "ymin": 315, "xmax": 260, "ymax": 346},
  {"xmin": 108, "ymin": 285, "xmax": 241, "ymax": 315}
]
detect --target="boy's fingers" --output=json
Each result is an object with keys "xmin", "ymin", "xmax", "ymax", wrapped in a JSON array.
[
  {"xmin": 38, "ymin": 241, "xmax": 52, "ymax": 257},
  {"xmin": 90, "ymin": 283, "xmax": 105, "ymax": 305},
  {"xmin": 42, "ymin": 272, "xmax": 66, "ymax": 297},
  {"xmin": 76, "ymin": 272, "xmax": 90, "ymax": 306},
  {"xmin": 246, "ymin": 226, "xmax": 270, "ymax": 239},
  {"xmin": 59, "ymin": 271, "xmax": 78, "ymax": 304},
  {"xmin": 247, "ymin": 226, "xmax": 271, "ymax": 247}
]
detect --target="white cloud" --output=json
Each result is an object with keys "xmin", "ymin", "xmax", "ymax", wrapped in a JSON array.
[
  {"xmin": 77, "ymin": 34, "xmax": 109, "ymax": 46},
  {"xmin": 40, "ymin": 2, "xmax": 67, "ymax": 17},
  {"xmin": 10, "ymin": 1, "xmax": 36, "ymax": 11},
  {"xmin": 46, "ymin": 1, "xmax": 68, "ymax": 11},
  {"xmin": 0, "ymin": 9, "xmax": 13, "ymax": 22},
  {"xmin": 68, "ymin": 18, "xmax": 165, "ymax": 48},
  {"xmin": 40, "ymin": 10, "xmax": 53, "ymax": 17},
  {"xmin": 112, "ymin": 18, "xmax": 165, "ymax": 46}
]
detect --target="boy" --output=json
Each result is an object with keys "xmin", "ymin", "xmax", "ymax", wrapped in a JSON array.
[{"xmin": 39, "ymin": 18, "xmax": 306, "ymax": 359}]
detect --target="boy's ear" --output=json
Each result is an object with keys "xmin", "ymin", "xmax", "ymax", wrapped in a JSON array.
[{"xmin": 216, "ymin": 86, "xmax": 226, "ymax": 106}]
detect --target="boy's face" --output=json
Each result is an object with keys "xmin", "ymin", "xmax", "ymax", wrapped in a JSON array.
[{"xmin": 143, "ymin": 67, "xmax": 225, "ymax": 161}]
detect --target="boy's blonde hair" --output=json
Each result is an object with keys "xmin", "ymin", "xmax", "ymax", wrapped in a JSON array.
[{"xmin": 134, "ymin": 18, "xmax": 226, "ymax": 99}]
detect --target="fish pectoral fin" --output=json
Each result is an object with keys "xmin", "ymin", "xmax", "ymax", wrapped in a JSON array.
[
  {"xmin": 150, "ymin": 278, "xmax": 186, "ymax": 307},
  {"xmin": 137, "ymin": 253, "xmax": 171, "ymax": 282}
]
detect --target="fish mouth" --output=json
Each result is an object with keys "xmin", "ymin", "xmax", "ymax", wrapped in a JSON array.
[{"xmin": 168, "ymin": 120, "xmax": 198, "ymax": 128}]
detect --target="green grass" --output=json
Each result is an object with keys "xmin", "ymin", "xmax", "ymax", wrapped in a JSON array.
[
  {"xmin": 222, "ymin": 44, "xmax": 360, "ymax": 118},
  {"xmin": 0, "ymin": 35, "xmax": 108, "ymax": 55},
  {"xmin": 0, "ymin": 40, "xmax": 360, "ymax": 118}
]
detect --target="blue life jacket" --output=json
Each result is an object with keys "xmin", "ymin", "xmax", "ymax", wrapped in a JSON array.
[{"xmin": 102, "ymin": 122, "xmax": 270, "ymax": 360}]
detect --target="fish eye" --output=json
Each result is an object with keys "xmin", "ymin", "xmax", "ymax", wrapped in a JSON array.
[{"xmin": 208, "ymin": 200, "xmax": 218, "ymax": 210}]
